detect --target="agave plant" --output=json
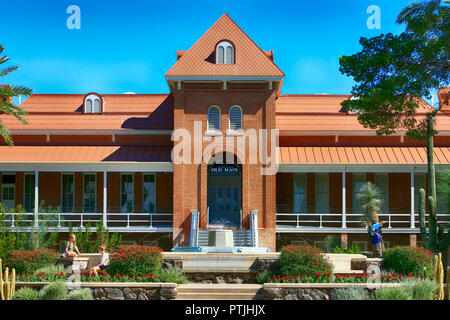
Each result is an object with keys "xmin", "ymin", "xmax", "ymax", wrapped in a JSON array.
[{"xmin": 356, "ymin": 182, "xmax": 383, "ymax": 227}]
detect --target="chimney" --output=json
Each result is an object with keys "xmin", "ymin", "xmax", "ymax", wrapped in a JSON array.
[
  {"xmin": 0, "ymin": 84, "xmax": 13, "ymax": 103},
  {"xmin": 438, "ymin": 87, "xmax": 450, "ymax": 113}
]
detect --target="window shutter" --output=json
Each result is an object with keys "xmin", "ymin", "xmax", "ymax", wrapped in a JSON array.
[
  {"xmin": 85, "ymin": 99, "xmax": 92, "ymax": 113},
  {"xmin": 226, "ymin": 46, "xmax": 233, "ymax": 64},
  {"xmin": 229, "ymin": 106, "xmax": 242, "ymax": 131},
  {"xmin": 217, "ymin": 46, "xmax": 224, "ymax": 64},
  {"xmin": 93, "ymin": 99, "xmax": 101, "ymax": 113},
  {"xmin": 208, "ymin": 107, "xmax": 221, "ymax": 131}
]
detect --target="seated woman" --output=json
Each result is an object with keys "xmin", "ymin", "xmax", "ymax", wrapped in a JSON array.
[
  {"xmin": 65, "ymin": 234, "xmax": 80, "ymax": 257},
  {"xmin": 90, "ymin": 245, "xmax": 109, "ymax": 276}
]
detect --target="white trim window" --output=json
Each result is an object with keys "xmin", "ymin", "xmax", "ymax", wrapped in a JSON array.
[
  {"xmin": 229, "ymin": 106, "xmax": 242, "ymax": 132},
  {"xmin": 436, "ymin": 172, "xmax": 449, "ymax": 214},
  {"xmin": 315, "ymin": 173, "xmax": 329, "ymax": 213},
  {"xmin": 24, "ymin": 173, "xmax": 35, "ymax": 213},
  {"xmin": 84, "ymin": 94, "xmax": 101, "ymax": 113},
  {"xmin": 207, "ymin": 106, "xmax": 221, "ymax": 132},
  {"xmin": 375, "ymin": 173, "xmax": 389, "ymax": 214},
  {"xmin": 61, "ymin": 173, "xmax": 75, "ymax": 213},
  {"xmin": 414, "ymin": 173, "xmax": 426, "ymax": 214},
  {"xmin": 352, "ymin": 173, "xmax": 366, "ymax": 213},
  {"xmin": 143, "ymin": 174, "xmax": 156, "ymax": 213},
  {"xmin": 83, "ymin": 173, "xmax": 96, "ymax": 213},
  {"xmin": 293, "ymin": 173, "xmax": 307, "ymax": 213},
  {"xmin": 120, "ymin": 174, "xmax": 134, "ymax": 213},
  {"xmin": 1, "ymin": 174, "xmax": 15, "ymax": 211},
  {"xmin": 216, "ymin": 41, "xmax": 234, "ymax": 64}
]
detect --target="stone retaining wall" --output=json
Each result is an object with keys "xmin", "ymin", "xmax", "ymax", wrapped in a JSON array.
[
  {"xmin": 16, "ymin": 282, "xmax": 177, "ymax": 300},
  {"xmin": 262, "ymin": 283, "xmax": 401, "ymax": 300}
]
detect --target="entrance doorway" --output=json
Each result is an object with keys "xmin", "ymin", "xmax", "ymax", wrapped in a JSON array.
[{"xmin": 207, "ymin": 153, "xmax": 242, "ymax": 227}]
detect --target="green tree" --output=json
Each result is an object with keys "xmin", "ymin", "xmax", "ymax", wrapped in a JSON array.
[
  {"xmin": 339, "ymin": 0, "xmax": 450, "ymax": 253},
  {"xmin": 0, "ymin": 45, "xmax": 32, "ymax": 145}
]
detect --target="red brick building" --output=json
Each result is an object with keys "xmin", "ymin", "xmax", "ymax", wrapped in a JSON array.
[{"xmin": 1, "ymin": 14, "xmax": 449, "ymax": 252}]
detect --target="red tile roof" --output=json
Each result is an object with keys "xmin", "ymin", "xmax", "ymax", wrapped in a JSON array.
[
  {"xmin": 276, "ymin": 95, "xmax": 450, "ymax": 132},
  {"xmin": 0, "ymin": 94, "xmax": 173, "ymax": 131},
  {"xmin": 278, "ymin": 146, "xmax": 450, "ymax": 164},
  {"xmin": 0, "ymin": 145, "xmax": 172, "ymax": 162},
  {"xmin": 165, "ymin": 14, "xmax": 284, "ymax": 78}
]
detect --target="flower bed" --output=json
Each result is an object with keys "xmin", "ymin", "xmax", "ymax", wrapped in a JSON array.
[
  {"xmin": 15, "ymin": 271, "xmax": 160, "ymax": 283},
  {"xmin": 10, "ymin": 248, "xmax": 59, "ymax": 273},
  {"xmin": 379, "ymin": 272, "xmax": 422, "ymax": 283},
  {"xmin": 383, "ymin": 246, "xmax": 433, "ymax": 278},
  {"xmin": 107, "ymin": 245, "xmax": 163, "ymax": 276}
]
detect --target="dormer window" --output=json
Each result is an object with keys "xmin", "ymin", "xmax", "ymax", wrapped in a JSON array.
[
  {"xmin": 216, "ymin": 41, "xmax": 234, "ymax": 64},
  {"xmin": 84, "ymin": 93, "xmax": 102, "ymax": 114}
]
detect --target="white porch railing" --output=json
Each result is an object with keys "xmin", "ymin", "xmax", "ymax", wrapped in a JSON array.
[
  {"xmin": 2, "ymin": 212, "xmax": 173, "ymax": 231},
  {"xmin": 276, "ymin": 212, "xmax": 449, "ymax": 230}
]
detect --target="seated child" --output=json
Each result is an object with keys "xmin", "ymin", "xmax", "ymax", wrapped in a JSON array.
[
  {"xmin": 90, "ymin": 245, "xmax": 110, "ymax": 276},
  {"xmin": 65, "ymin": 234, "xmax": 80, "ymax": 257}
]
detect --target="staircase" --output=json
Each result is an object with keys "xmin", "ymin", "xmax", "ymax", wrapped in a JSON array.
[
  {"xmin": 197, "ymin": 230, "xmax": 252, "ymax": 247},
  {"xmin": 175, "ymin": 284, "xmax": 264, "ymax": 300}
]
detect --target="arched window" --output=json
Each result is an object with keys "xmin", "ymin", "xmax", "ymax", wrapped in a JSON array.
[
  {"xmin": 216, "ymin": 41, "xmax": 234, "ymax": 64},
  {"xmin": 84, "ymin": 94, "xmax": 102, "ymax": 114},
  {"xmin": 229, "ymin": 106, "xmax": 242, "ymax": 132},
  {"xmin": 207, "ymin": 106, "xmax": 221, "ymax": 132}
]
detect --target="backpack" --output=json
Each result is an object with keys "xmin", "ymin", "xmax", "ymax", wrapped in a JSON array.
[{"xmin": 368, "ymin": 225, "xmax": 375, "ymax": 238}]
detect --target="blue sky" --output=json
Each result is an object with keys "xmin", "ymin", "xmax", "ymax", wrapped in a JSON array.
[{"xmin": 1, "ymin": 0, "xmax": 413, "ymax": 99}]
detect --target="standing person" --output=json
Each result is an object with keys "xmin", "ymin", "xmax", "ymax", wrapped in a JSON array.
[
  {"xmin": 90, "ymin": 245, "xmax": 109, "ymax": 276},
  {"xmin": 65, "ymin": 234, "xmax": 80, "ymax": 257},
  {"xmin": 369, "ymin": 221, "xmax": 385, "ymax": 257}
]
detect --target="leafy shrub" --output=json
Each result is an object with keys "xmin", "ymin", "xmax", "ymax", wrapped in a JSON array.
[
  {"xmin": 158, "ymin": 267, "xmax": 188, "ymax": 284},
  {"xmin": 34, "ymin": 264, "xmax": 67, "ymax": 276},
  {"xmin": 257, "ymin": 269, "xmax": 276, "ymax": 284},
  {"xmin": 37, "ymin": 281, "xmax": 67, "ymax": 300},
  {"xmin": 12, "ymin": 287, "xmax": 39, "ymax": 300},
  {"xmin": 331, "ymin": 287, "xmax": 368, "ymax": 300},
  {"xmin": 324, "ymin": 235, "xmax": 341, "ymax": 253},
  {"xmin": 68, "ymin": 288, "xmax": 93, "ymax": 300},
  {"xmin": 402, "ymin": 278, "xmax": 437, "ymax": 300},
  {"xmin": 107, "ymin": 245, "xmax": 163, "ymax": 275},
  {"xmin": 333, "ymin": 244, "xmax": 362, "ymax": 254},
  {"xmin": 10, "ymin": 248, "xmax": 59, "ymax": 273},
  {"xmin": 373, "ymin": 286, "xmax": 410, "ymax": 300},
  {"xmin": 69, "ymin": 221, "xmax": 122, "ymax": 253},
  {"xmin": 279, "ymin": 245, "xmax": 332, "ymax": 277},
  {"xmin": 383, "ymin": 246, "xmax": 433, "ymax": 277}
]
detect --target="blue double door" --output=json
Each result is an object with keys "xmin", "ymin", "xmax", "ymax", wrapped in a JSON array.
[{"xmin": 207, "ymin": 167, "xmax": 242, "ymax": 227}]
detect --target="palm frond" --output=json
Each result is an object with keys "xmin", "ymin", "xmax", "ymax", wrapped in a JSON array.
[
  {"xmin": 396, "ymin": 0, "xmax": 442, "ymax": 24},
  {"xmin": 356, "ymin": 182, "xmax": 383, "ymax": 226},
  {"xmin": 0, "ymin": 121, "xmax": 13, "ymax": 146},
  {"xmin": 0, "ymin": 66, "xmax": 19, "ymax": 77}
]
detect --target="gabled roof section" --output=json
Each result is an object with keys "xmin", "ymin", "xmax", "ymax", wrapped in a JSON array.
[{"xmin": 165, "ymin": 13, "xmax": 284, "ymax": 79}]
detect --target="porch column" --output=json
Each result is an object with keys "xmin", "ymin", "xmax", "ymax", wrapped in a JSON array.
[
  {"xmin": 410, "ymin": 169, "xmax": 415, "ymax": 229},
  {"xmin": 342, "ymin": 169, "xmax": 347, "ymax": 228},
  {"xmin": 103, "ymin": 170, "xmax": 107, "ymax": 228},
  {"xmin": 34, "ymin": 170, "xmax": 39, "ymax": 227}
]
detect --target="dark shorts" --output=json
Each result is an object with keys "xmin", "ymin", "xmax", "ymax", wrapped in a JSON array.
[{"xmin": 98, "ymin": 265, "xmax": 107, "ymax": 270}]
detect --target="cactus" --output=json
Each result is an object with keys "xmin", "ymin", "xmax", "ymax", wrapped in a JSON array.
[
  {"xmin": 423, "ymin": 266, "xmax": 428, "ymax": 279},
  {"xmin": 418, "ymin": 188, "xmax": 450, "ymax": 254},
  {"xmin": 433, "ymin": 254, "xmax": 445, "ymax": 300},
  {"xmin": 0, "ymin": 258, "xmax": 16, "ymax": 300},
  {"xmin": 447, "ymin": 266, "xmax": 449, "ymax": 300}
]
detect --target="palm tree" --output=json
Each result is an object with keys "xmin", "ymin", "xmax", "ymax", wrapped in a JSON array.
[
  {"xmin": 356, "ymin": 182, "xmax": 383, "ymax": 227},
  {"xmin": 0, "ymin": 44, "xmax": 32, "ymax": 146}
]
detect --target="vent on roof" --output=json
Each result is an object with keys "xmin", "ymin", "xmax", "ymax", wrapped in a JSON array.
[
  {"xmin": 216, "ymin": 41, "xmax": 234, "ymax": 64},
  {"xmin": 84, "ymin": 93, "xmax": 102, "ymax": 114}
]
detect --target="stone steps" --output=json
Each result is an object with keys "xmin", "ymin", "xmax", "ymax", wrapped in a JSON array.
[
  {"xmin": 175, "ymin": 284, "xmax": 263, "ymax": 300},
  {"xmin": 197, "ymin": 230, "xmax": 252, "ymax": 247}
]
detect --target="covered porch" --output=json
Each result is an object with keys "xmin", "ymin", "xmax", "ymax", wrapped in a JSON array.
[
  {"xmin": 276, "ymin": 146, "xmax": 450, "ymax": 234},
  {"xmin": 0, "ymin": 145, "xmax": 174, "ymax": 232}
]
